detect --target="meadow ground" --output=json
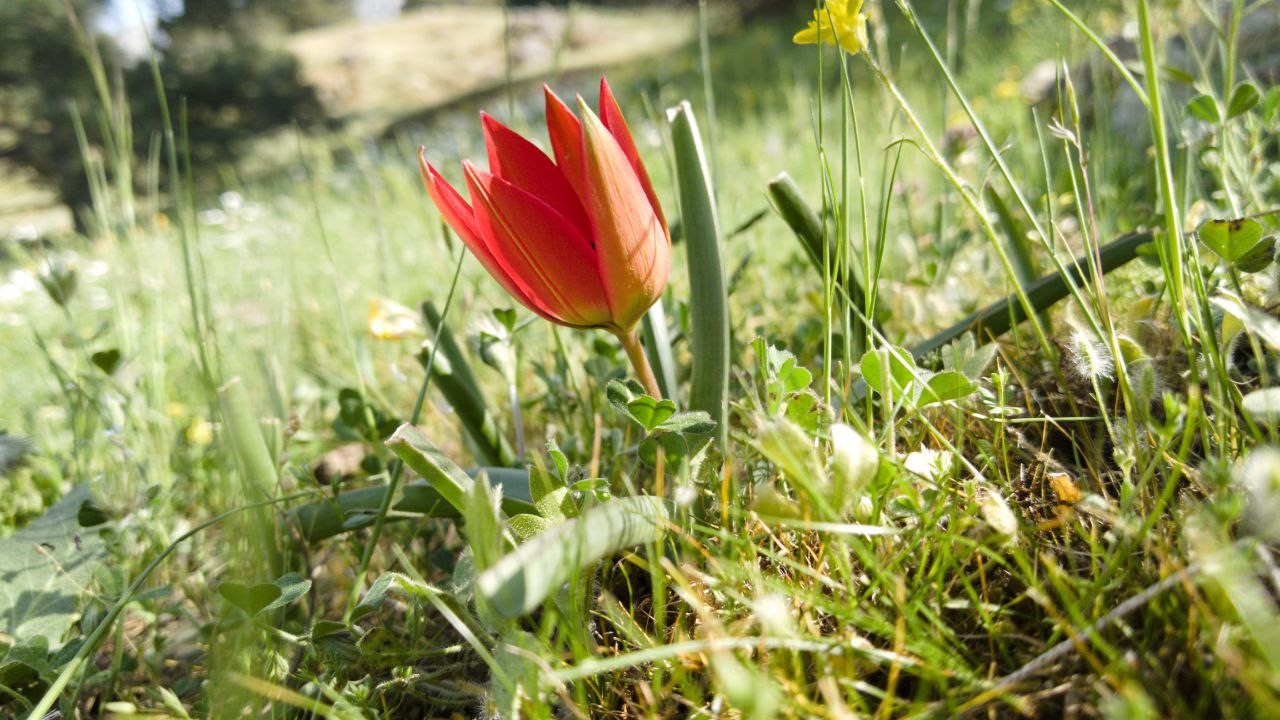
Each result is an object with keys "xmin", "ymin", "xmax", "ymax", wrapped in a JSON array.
[{"xmin": 2, "ymin": 1, "xmax": 1280, "ymax": 717}]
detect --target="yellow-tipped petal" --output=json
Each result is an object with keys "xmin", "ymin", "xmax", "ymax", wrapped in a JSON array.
[{"xmin": 576, "ymin": 98, "xmax": 669, "ymax": 332}]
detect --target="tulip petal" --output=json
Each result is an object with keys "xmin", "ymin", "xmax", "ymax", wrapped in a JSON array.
[
  {"xmin": 576, "ymin": 100, "xmax": 670, "ymax": 332},
  {"xmin": 418, "ymin": 149, "xmax": 563, "ymax": 324},
  {"xmin": 480, "ymin": 113, "xmax": 592, "ymax": 236},
  {"xmin": 597, "ymin": 77, "xmax": 667, "ymax": 232},
  {"xmin": 543, "ymin": 85, "xmax": 588, "ymax": 200},
  {"xmin": 464, "ymin": 162, "xmax": 612, "ymax": 328}
]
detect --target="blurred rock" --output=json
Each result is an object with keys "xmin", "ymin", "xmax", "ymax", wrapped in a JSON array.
[{"xmin": 312, "ymin": 442, "xmax": 369, "ymax": 485}]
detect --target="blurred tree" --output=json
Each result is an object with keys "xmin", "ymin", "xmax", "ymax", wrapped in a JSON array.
[
  {"xmin": 0, "ymin": 0, "xmax": 108, "ymax": 221},
  {"xmin": 165, "ymin": 0, "xmax": 352, "ymax": 32},
  {"xmin": 0, "ymin": 0, "xmax": 324, "ymax": 228},
  {"xmin": 137, "ymin": 8, "xmax": 325, "ymax": 174}
]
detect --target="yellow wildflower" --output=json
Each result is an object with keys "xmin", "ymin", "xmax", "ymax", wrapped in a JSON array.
[
  {"xmin": 368, "ymin": 297, "xmax": 421, "ymax": 340},
  {"xmin": 186, "ymin": 418, "xmax": 214, "ymax": 446},
  {"xmin": 793, "ymin": 0, "xmax": 869, "ymax": 55}
]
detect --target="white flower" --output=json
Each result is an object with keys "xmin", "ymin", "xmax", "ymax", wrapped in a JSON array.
[
  {"xmin": 979, "ymin": 487, "xmax": 1018, "ymax": 541},
  {"xmin": 829, "ymin": 423, "xmax": 879, "ymax": 514}
]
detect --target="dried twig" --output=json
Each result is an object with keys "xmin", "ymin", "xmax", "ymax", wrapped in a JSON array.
[{"xmin": 992, "ymin": 564, "xmax": 1197, "ymax": 690}]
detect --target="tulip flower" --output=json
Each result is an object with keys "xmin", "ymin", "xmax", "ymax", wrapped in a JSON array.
[{"xmin": 420, "ymin": 78, "xmax": 670, "ymax": 398}]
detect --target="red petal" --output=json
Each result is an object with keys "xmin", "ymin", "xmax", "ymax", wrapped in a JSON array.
[
  {"xmin": 419, "ymin": 149, "xmax": 562, "ymax": 324},
  {"xmin": 480, "ymin": 113, "xmax": 591, "ymax": 237},
  {"xmin": 577, "ymin": 102, "xmax": 670, "ymax": 332},
  {"xmin": 598, "ymin": 77, "xmax": 667, "ymax": 232},
  {"xmin": 543, "ymin": 85, "xmax": 588, "ymax": 201},
  {"xmin": 464, "ymin": 162, "xmax": 611, "ymax": 328}
]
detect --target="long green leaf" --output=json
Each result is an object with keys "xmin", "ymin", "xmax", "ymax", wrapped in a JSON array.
[
  {"xmin": 908, "ymin": 229, "xmax": 1152, "ymax": 360},
  {"xmin": 767, "ymin": 172, "xmax": 874, "ymax": 345},
  {"xmin": 217, "ymin": 377, "xmax": 282, "ymax": 577},
  {"xmin": 292, "ymin": 469, "xmax": 536, "ymax": 543},
  {"xmin": 849, "ymin": 228, "xmax": 1151, "ymax": 402},
  {"xmin": 668, "ymin": 101, "xmax": 728, "ymax": 446},
  {"xmin": 217, "ymin": 377, "xmax": 278, "ymax": 500},
  {"xmin": 385, "ymin": 423, "xmax": 480, "ymax": 514},
  {"xmin": 420, "ymin": 302, "xmax": 517, "ymax": 467},
  {"xmin": 476, "ymin": 496, "xmax": 669, "ymax": 618}
]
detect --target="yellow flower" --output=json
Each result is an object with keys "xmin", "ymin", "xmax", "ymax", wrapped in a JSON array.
[
  {"xmin": 186, "ymin": 418, "xmax": 214, "ymax": 446},
  {"xmin": 793, "ymin": 0, "xmax": 869, "ymax": 55},
  {"xmin": 368, "ymin": 298, "xmax": 421, "ymax": 340}
]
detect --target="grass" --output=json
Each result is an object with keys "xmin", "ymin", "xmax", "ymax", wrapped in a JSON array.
[{"xmin": 3, "ymin": 0, "xmax": 1280, "ymax": 717}]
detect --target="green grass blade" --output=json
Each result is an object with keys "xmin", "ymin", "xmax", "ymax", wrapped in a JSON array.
[
  {"xmin": 860, "ymin": 53, "xmax": 1055, "ymax": 359},
  {"xmin": 668, "ymin": 101, "xmax": 728, "ymax": 445},
  {"xmin": 23, "ymin": 494, "xmax": 311, "ymax": 720},
  {"xmin": 1046, "ymin": 0, "xmax": 1150, "ymax": 108},
  {"xmin": 642, "ymin": 301, "xmax": 679, "ymax": 401},
  {"xmin": 896, "ymin": 0, "xmax": 1041, "ymax": 287},
  {"xmin": 476, "ymin": 496, "xmax": 669, "ymax": 618},
  {"xmin": 984, "ymin": 185, "xmax": 1037, "ymax": 288},
  {"xmin": 1137, "ymin": 0, "xmax": 1188, "ymax": 331}
]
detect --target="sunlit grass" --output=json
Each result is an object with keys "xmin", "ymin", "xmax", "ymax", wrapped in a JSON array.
[{"xmin": 3, "ymin": 1, "xmax": 1280, "ymax": 717}]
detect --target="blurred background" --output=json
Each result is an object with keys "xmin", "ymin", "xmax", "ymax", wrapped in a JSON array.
[
  {"xmin": 5, "ymin": 0, "xmax": 1279, "ymax": 466},
  {"xmin": 0, "ymin": 0, "xmax": 801, "ymax": 239}
]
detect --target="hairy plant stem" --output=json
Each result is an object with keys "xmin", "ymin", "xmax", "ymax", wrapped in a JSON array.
[{"xmin": 618, "ymin": 328, "xmax": 663, "ymax": 399}]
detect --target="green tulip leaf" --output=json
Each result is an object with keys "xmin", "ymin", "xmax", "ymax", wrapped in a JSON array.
[{"xmin": 670, "ymin": 101, "xmax": 730, "ymax": 448}]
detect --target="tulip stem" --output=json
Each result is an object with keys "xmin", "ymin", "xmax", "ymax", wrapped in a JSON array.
[{"xmin": 617, "ymin": 328, "xmax": 663, "ymax": 399}]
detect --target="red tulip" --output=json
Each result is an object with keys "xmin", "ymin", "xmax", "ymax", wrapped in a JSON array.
[{"xmin": 420, "ymin": 78, "xmax": 669, "ymax": 396}]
